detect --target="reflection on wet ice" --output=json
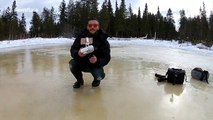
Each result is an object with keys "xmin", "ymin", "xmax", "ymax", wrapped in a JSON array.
[
  {"xmin": 70, "ymin": 88, "xmax": 107, "ymax": 120},
  {"xmin": 0, "ymin": 45, "xmax": 213, "ymax": 120}
]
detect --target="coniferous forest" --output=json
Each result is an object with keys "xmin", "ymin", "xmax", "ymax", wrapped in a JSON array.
[{"xmin": 0, "ymin": 0, "xmax": 213, "ymax": 47}]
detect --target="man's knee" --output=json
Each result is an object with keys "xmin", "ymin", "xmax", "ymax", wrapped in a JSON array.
[
  {"xmin": 69, "ymin": 59, "xmax": 78, "ymax": 72},
  {"xmin": 92, "ymin": 68, "xmax": 105, "ymax": 80},
  {"xmin": 99, "ymin": 72, "xmax": 105, "ymax": 80}
]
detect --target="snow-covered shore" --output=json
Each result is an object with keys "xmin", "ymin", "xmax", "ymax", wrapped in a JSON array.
[
  {"xmin": 0, "ymin": 37, "xmax": 213, "ymax": 54},
  {"xmin": 0, "ymin": 38, "xmax": 73, "ymax": 49}
]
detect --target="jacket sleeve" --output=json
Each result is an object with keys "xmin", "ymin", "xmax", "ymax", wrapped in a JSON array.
[
  {"xmin": 95, "ymin": 33, "xmax": 111, "ymax": 67},
  {"xmin": 70, "ymin": 36, "xmax": 81, "ymax": 59},
  {"xmin": 98, "ymin": 39, "xmax": 111, "ymax": 66}
]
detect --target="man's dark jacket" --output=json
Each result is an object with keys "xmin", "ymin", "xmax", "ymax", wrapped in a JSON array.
[{"xmin": 70, "ymin": 29, "xmax": 111, "ymax": 67}]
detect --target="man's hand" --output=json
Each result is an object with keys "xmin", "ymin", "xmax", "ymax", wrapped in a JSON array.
[
  {"xmin": 89, "ymin": 55, "xmax": 97, "ymax": 64},
  {"xmin": 78, "ymin": 49, "xmax": 86, "ymax": 57}
]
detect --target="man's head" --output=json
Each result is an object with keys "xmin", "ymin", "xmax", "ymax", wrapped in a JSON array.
[{"xmin": 87, "ymin": 18, "xmax": 100, "ymax": 34}]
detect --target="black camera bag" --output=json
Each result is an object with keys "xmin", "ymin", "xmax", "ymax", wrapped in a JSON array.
[
  {"xmin": 166, "ymin": 68, "xmax": 186, "ymax": 85},
  {"xmin": 155, "ymin": 68, "xmax": 186, "ymax": 85}
]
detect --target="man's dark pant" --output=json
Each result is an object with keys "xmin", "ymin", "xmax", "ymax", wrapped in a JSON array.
[{"xmin": 69, "ymin": 59, "xmax": 105, "ymax": 83}]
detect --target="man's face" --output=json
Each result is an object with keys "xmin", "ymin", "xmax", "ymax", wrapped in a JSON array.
[{"xmin": 87, "ymin": 20, "xmax": 100, "ymax": 34}]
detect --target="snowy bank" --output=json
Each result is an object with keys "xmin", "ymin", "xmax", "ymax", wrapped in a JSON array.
[
  {"xmin": 108, "ymin": 38, "xmax": 213, "ymax": 54},
  {"xmin": 0, "ymin": 38, "xmax": 73, "ymax": 49},
  {"xmin": 0, "ymin": 37, "xmax": 213, "ymax": 54}
]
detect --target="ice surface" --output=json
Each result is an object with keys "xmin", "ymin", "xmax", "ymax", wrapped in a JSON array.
[{"xmin": 0, "ymin": 38, "xmax": 213, "ymax": 120}]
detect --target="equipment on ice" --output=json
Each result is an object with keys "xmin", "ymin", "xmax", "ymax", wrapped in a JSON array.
[{"xmin": 191, "ymin": 67, "xmax": 209, "ymax": 84}]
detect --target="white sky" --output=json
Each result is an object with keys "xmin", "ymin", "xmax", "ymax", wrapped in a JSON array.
[{"xmin": 0, "ymin": 0, "xmax": 213, "ymax": 29}]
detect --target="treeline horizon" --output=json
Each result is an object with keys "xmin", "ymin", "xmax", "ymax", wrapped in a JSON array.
[{"xmin": 0, "ymin": 0, "xmax": 213, "ymax": 47}]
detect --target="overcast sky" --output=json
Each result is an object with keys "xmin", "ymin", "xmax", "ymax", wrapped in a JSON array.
[{"xmin": 0, "ymin": 0, "xmax": 213, "ymax": 30}]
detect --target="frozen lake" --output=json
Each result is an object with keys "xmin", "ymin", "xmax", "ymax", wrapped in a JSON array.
[{"xmin": 0, "ymin": 41, "xmax": 213, "ymax": 120}]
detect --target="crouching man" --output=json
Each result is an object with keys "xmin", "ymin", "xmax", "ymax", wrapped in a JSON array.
[{"xmin": 69, "ymin": 18, "xmax": 111, "ymax": 88}]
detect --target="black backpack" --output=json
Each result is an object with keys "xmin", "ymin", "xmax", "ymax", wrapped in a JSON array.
[
  {"xmin": 191, "ymin": 67, "xmax": 209, "ymax": 84},
  {"xmin": 155, "ymin": 68, "xmax": 187, "ymax": 85}
]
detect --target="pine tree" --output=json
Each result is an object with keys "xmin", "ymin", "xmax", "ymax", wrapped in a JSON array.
[
  {"xmin": 29, "ymin": 11, "xmax": 42, "ymax": 37},
  {"xmin": 137, "ymin": 7, "xmax": 142, "ymax": 37},
  {"xmin": 106, "ymin": 0, "xmax": 114, "ymax": 36},
  {"xmin": 59, "ymin": 0, "xmax": 67, "ymax": 25},
  {"xmin": 155, "ymin": 6, "xmax": 164, "ymax": 39},
  {"xmin": 67, "ymin": 0, "xmax": 77, "ymax": 36},
  {"xmin": 10, "ymin": 0, "xmax": 19, "ymax": 39},
  {"xmin": 18, "ymin": 13, "xmax": 27, "ymax": 38},
  {"xmin": 125, "ymin": 4, "xmax": 131, "ymax": 36},
  {"xmin": 99, "ymin": 0, "xmax": 109, "ymax": 31},
  {"xmin": 120, "ymin": 0, "xmax": 127, "ymax": 37},
  {"xmin": 89, "ymin": 0, "xmax": 98, "ymax": 18},
  {"xmin": 59, "ymin": 0, "xmax": 68, "ymax": 36},
  {"xmin": 179, "ymin": 9, "xmax": 188, "ymax": 41},
  {"xmin": 207, "ymin": 11, "xmax": 213, "ymax": 46},
  {"xmin": 199, "ymin": 2, "xmax": 209, "ymax": 43},
  {"xmin": 2, "ymin": 7, "xmax": 11, "ymax": 21},
  {"xmin": 120, "ymin": 0, "xmax": 127, "ymax": 18},
  {"xmin": 114, "ymin": 0, "xmax": 120, "ymax": 36},
  {"xmin": 166, "ymin": 8, "xmax": 176, "ymax": 40},
  {"xmin": 114, "ymin": 0, "xmax": 127, "ymax": 37},
  {"xmin": 148, "ymin": 13, "xmax": 156, "ymax": 38},
  {"xmin": 11, "ymin": 0, "xmax": 18, "ymax": 21},
  {"xmin": 1, "ymin": 7, "xmax": 11, "ymax": 39},
  {"xmin": 142, "ymin": 3, "xmax": 149, "ymax": 37},
  {"xmin": 188, "ymin": 17, "xmax": 200, "ymax": 43},
  {"xmin": 41, "ymin": 7, "xmax": 57, "ymax": 37},
  {"xmin": 80, "ymin": 0, "xmax": 90, "ymax": 28}
]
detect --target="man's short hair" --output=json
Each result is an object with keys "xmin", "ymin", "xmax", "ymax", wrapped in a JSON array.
[{"xmin": 87, "ymin": 17, "xmax": 99, "ymax": 24}]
